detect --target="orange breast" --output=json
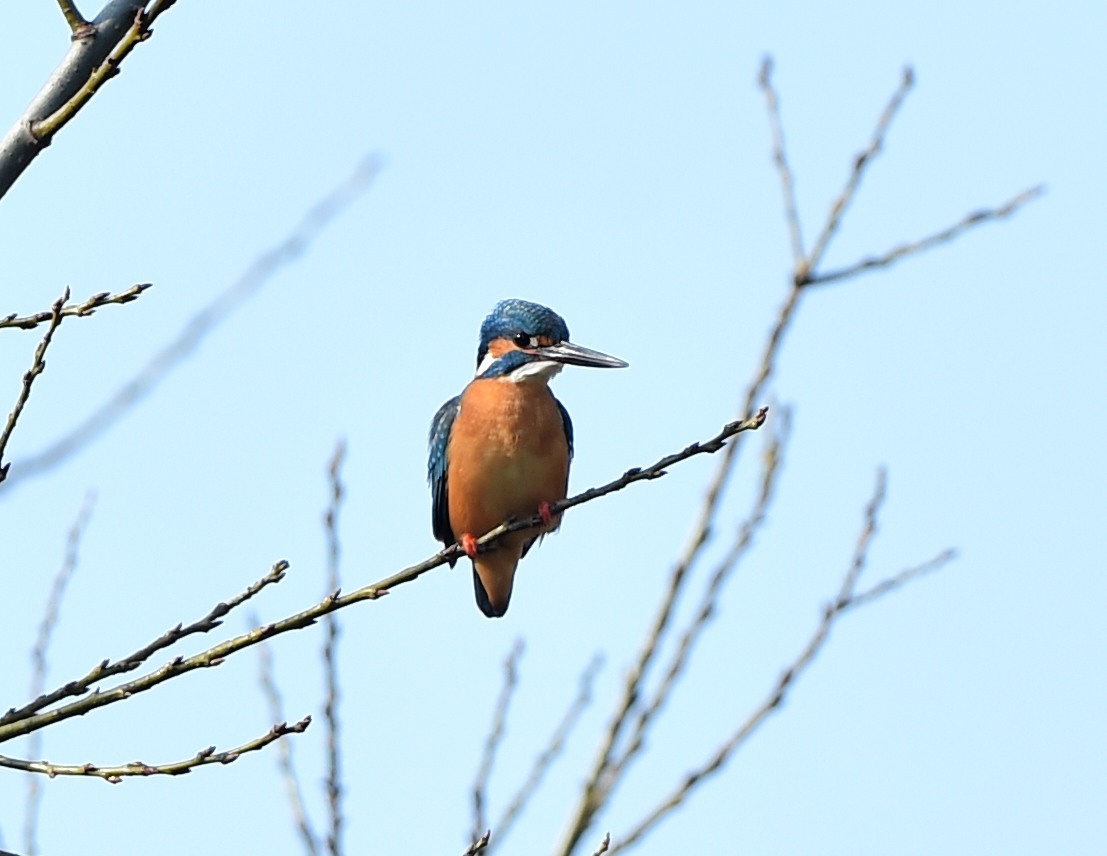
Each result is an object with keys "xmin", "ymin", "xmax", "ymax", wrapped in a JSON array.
[{"xmin": 447, "ymin": 378, "xmax": 570, "ymax": 542}]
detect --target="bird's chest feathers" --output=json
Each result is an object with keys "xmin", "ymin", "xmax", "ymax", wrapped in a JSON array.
[{"xmin": 449, "ymin": 379, "xmax": 568, "ymax": 506}]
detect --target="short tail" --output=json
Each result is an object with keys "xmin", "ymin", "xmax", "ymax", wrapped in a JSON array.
[{"xmin": 473, "ymin": 567, "xmax": 510, "ymax": 618}]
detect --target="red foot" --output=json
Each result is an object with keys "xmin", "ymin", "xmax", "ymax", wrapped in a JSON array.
[
  {"xmin": 460, "ymin": 533, "xmax": 479, "ymax": 559},
  {"xmin": 538, "ymin": 501, "xmax": 553, "ymax": 527}
]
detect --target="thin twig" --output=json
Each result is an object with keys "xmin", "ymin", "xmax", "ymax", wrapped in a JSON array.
[
  {"xmin": 806, "ymin": 186, "xmax": 1045, "ymax": 286},
  {"xmin": 462, "ymin": 830, "xmax": 491, "ymax": 856},
  {"xmin": 607, "ymin": 479, "xmax": 957, "ymax": 854},
  {"xmin": 592, "ymin": 833, "xmax": 612, "ymax": 856},
  {"xmin": 0, "ymin": 414, "xmax": 767, "ymax": 745},
  {"xmin": 473, "ymin": 640, "xmax": 524, "ymax": 845},
  {"xmin": 256, "ymin": 626, "xmax": 319, "ymax": 856},
  {"xmin": 0, "ymin": 717, "xmax": 311, "ymax": 783},
  {"xmin": 0, "ymin": 287, "xmax": 68, "ymax": 484},
  {"xmin": 54, "ymin": 0, "xmax": 89, "ymax": 33},
  {"xmin": 2, "ymin": 561, "xmax": 288, "ymax": 727},
  {"xmin": 1, "ymin": 283, "xmax": 151, "ymax": 331},
  {"xmin": 802, "ymin": 66, "xmax": 915, "ymax": 283},
  {"xmin": 492, "ymin": 654, "xmax": 604, "ymax": 850},
  {"xmin": 758, "ymin": 57, "xmax": 805, "ymax": 267},
  {"xmin": 322, "ymin": 440, "xmax": 346, "ymax": 856},
  {"xmin": 6, "ymin": 155, "xmax": 382, "ymax": 489},
  {"xmin": 610, "ymin": 410, "xmax": 791, "ymax": 782},
  {"xmin": 23, "ymin": 491, "xmax": 96, "ymax": 856}
]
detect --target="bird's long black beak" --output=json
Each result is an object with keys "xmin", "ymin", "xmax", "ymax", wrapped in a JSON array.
[{"xmin": 535, "ymin": 341, "xmax": 629, "ymax": 369}]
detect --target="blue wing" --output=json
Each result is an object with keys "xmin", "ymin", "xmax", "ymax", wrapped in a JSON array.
[
  {"xmin": 428, "ymin": 395, "xmax": 461, "ymax": 548},
  {"xmin": 556, "ymin": 396, "xmax": 574, "ymax": 461}
]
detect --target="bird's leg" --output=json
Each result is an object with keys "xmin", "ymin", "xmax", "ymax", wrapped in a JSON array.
[
  {"xmin": 459, "ymin": 533, "xmax": 479, "ymax": 559},
  {"xmin": 538, "ymin": 501, "xmax": 553, "ymax": 527}
]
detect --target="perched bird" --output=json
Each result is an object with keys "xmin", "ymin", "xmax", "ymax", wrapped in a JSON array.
[{"xmin": 428, "ymin": 299, "xmax": 628, "ymax": 617}]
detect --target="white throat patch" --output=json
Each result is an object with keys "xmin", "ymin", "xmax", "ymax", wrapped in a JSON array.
[{"xmin": 474, "ymin": 353, "xmax": 563, "ymax": 383}]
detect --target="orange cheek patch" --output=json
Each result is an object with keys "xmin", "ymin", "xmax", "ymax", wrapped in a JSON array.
[
  {"xmin": 487, "ymin": 338, "xmax": 516, "ymax": 358},
  {"xmin": 536, "ymin": 335, "xmax": 555, "ymax": 347}
]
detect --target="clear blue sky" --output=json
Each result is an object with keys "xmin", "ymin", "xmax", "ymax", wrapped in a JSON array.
[{"xmin": 1, "ymin": 1, "xmax": 1104, "ymax": 854}]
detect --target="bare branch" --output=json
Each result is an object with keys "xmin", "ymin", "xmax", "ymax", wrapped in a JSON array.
[
  {"xmin": 0, "ymin": 717, "xmax": 311, "ymax": 783},
  {"xmin": 609, "ymin": 410, "xmax": 791, "ymax": 783},
  {"xmin": 806, "ymin": 185, "xmax": 1045, "ymax": 286},
  {"xmin": 1, "ymin": 561, "xmax": 287, "ymax": 727},
  {"xmin": 592, "ymin": 833, "xmax": 612, "ymax": 856},
  {"xmin": 30, "ymin": 2, "xmax": 180, "ymax": 145},
  {"xmin": 0, "ymin": 2, "xmax": 173, "ymax": 199},
  {"xmin": 608, "ymin": 478, "xmax": 957, "ymax": 854},
  {"xmin": 0, "ymin": 414, "xmax": 766, "ymax": 745},
  {"xmin": 256, "ymin": 631, "xmax": 319, "ymax": 856},
  {"xmin": 758, "ymin": 57, "xmax": 805, "ymax": 266},
  {"xmin": 462, "ymin": 831, "xmax": 491, "ymax": 856},
  {"xmin": 0, "ymin": 287, "xmax": 68, "ymax": 484},
  {"xmin": 322, "ymin": 439, "xmax": 347, "ymax": 856},
  {"xmin": 492, "ymin": 654, "xmax": 603, "ymax": 849},
  {"xmin": 473, "ymin": 640, "xmax": 524, "ymax": 845},
  {"xmin": 23, "ymin": 492, "xmax": 96, "ymax": 856},
  {"xmin": 1, "ymin": 283, "xmax": 151, "ymax": 331},
  {"xmin": 801, "ymin": 66, "xmax": 915, "ymax": 283},
  {"xmin": 5, "ymin": 154, "xmax": 382, "ymax": 489}
]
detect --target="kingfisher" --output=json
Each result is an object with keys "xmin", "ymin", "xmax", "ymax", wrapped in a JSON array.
[{"xmin": 428, "ymin": 299, "xmax": 628, "ymax": 617}]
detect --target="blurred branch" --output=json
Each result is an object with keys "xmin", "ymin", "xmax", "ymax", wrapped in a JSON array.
[
  {"xmin": 0, "ymin": 717, "xmax": 311, "ymax": 783},
  {"xmin": 555, "ymin": 59, "xmax": 1023, "ymax": 854},
  {"xmin": 23, "ymin": 491, "xmax": 96, "ymax": 856},
  {"xmin": 1, "ymin": 283, "xmax": 151, "ymax": 331},
  {"xmin": 462, "ymin": 831, "xmax": 491, "ymax": 856},
  {"xmin": 555, "ymin": 410, "xmax": 785, "ymax": 853},
  {"xmin": 607, "ymin": 475, "xmax": 957, "ymax": 854},
  {"xmin": 322, "ymin": 440, "xmax": 346, "ymax": 856},
  {"xmin": 256, "ymin": 629, "xmax": 319, "ymax": 856},
  {"xmin": 801, "ymin": 66, "xmax": 914, "ymax": 281},
  {"xmin": 0, "ymin": 288, "xmax": 68, "ymax": 484},
  {"xmin": 491, "ymin": 653, "xmax": 603, "ymax": 851},
  {"xmin": 610, "ymin": 410, "xmax": 792, "ymax": 783},
  {"xmin": 473, "ymin": 639, "xmax": 524, "ymax": 845},
  {"xmin": 0, "ymin": 2, "xmax": 177, "ymax": 200},
  {"xmin": 806, "ymin": 185, "xmax": 1045, "ymax": 286},
  {"xmin": 0, "ymin": 412, "xmax": 766, "ymax": 745},
  {"xmin": 758, "ymin": 58, "xmax": 804, "ymax": 266},
  {"xmin": 4, "ymin": 154, "xmax": 382, "ymax": 490}
]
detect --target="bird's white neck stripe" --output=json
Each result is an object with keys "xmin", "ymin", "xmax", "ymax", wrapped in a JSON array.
[{"xmin": 474, "ymin": 354, "xmax": 563, "ymax": 383}]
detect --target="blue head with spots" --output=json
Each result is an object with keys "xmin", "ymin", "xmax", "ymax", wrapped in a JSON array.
[
  {"xmin": 473, "ymin": 299, "xmax": 628, "ymax": 380},
  {"xmin": 477, "ymin": 300, "xmax": 570, "ymax": 369}
]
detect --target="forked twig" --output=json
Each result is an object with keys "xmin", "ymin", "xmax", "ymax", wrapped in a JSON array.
[
  {"xmin": 0, "ymin": 288, "xmax": 68, "ymax": 483},
  {"xmin": 607, "ymin": 475, "xmax": 956, "ymax": 854}
]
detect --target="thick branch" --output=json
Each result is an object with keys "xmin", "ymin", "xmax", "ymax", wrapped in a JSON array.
[{"xmin": 0, "ymin": 2, "xmax": 174, "ymax": 200}]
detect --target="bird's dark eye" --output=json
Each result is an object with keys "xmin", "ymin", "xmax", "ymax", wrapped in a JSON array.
[{"xmin": 513, "ymin": 332, "xmax": 533, "ymax": 348}]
